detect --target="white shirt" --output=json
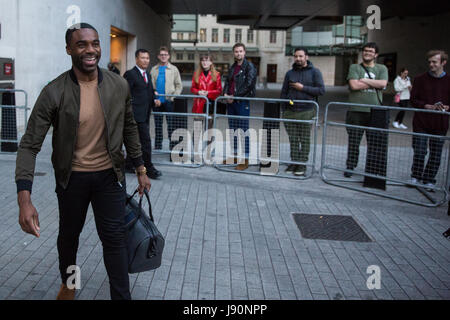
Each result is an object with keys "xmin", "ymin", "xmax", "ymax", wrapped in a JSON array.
[
  {"xmin": 394, "ymin": 75, "xmax": 412, "ymax": 100},
  {"xmin": 136, "ymin": 65, "xmax": 148, "ymax": 83}
]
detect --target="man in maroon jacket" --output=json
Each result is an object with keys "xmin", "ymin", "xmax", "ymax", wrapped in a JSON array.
[{"xmin": 410, "ymin": 50, "xmax": 450, "ymax": 189}]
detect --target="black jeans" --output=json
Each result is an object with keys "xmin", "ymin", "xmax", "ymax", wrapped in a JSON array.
[
  {"xmin": 56, "ymin": 169, "xmax": 131, "ymax": 300},
  {"xmin": 126, "ymin": 121, "xmax": 152, "ymax": 170},
  {"xmin": 411, "ymin": 135, "xmax": 445, "ymax": 184},
  {"xmin": 395, "ymin": 100, "xmax": 409, "ymax": 124},
  {"xmin": 345, "ymin": 111, "xmax": 371, "ymax": 170}
]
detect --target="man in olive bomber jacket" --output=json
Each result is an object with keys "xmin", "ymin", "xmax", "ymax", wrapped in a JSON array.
[{"xmin": 15, "ymin": 23, "xmax": 151, "ymax": 300}]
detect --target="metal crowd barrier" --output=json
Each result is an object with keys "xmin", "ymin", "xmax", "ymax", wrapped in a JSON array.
[
  {"xmin": 0, "ymin": 89, "xmax": 28, "ymax": 154},
  {"xmin": 321, "ymin": 102, "xmax": 450, "ymax": 207},
  {"xmin": 151, "ymin": 94, "xmax": 209, "ymax": 168},
  {"xmin": 212, "ymin": 96, "xmax": 320, "ymax": 180}
]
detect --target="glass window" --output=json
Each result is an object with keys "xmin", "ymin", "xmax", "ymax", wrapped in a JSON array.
[
  {"xmin": 224, "ymin": 29, "xmax": 230, "ymax": 43},
  {"xmin": 270, "ymin": 31, "xmax": 277, "ymax": 43},
  {"xmin": 188, "ymin": 53, "xmax": 195, "ymax": 61},
  {"xmin": 235, "ymin": 29, "xmax": 242, "ymax": 43},
  {"xmin": 247, "ymin": 29, "xmax": 254, "ymax": 43},
  {"xmin": 200, "ymin": 28, "xmax": 207, "ymax": 42},
  {"xmin": 177, "ymin": 33, "xmax": 184, "ymax": 41},
  {"xmin": 176, "ymin": 53, "xmax": 184, "ymax": 60},
  {"xmin": 212, "ymin": 28, "xmax": 218, "ymax": 43}
]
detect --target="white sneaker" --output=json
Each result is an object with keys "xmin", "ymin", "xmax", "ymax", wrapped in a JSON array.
[
  {"xmin": 424, "ymin": 183, "xmax": 436, "ymax": 192},
  {"xmin": 393, "ymin": 121, "xmax": 400, "ymax": 129},
  {"xmin": 399, "ymin": 123, "xmax": 408, "ymax": 130}
]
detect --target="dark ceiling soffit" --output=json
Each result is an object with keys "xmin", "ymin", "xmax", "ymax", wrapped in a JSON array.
[
  {"xmin": 142, "ymin": 0, "xmax": 450, "ymax": 16},
  {"xmin": 216, "ymin": 16, "xmax": 343, "ymax": 29}
]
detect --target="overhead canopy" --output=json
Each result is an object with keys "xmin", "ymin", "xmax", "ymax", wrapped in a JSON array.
[{"xmin": 143, "ymin": 0, "xmax": 450, "ymax": 29}]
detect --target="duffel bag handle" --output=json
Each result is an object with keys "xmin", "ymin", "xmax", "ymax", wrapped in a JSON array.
[
  {"xmin": 126, "ymin": 189, "xmax": 155, "ymax": 222},
  {"xmin": 137, "ymin": 189, "xmax": 155, "ymax": 222}
]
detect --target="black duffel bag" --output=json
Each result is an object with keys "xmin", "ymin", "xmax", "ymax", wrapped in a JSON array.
[{"xmin": 125, "ymin": 189, "xmax": 165, "ymax": 274}]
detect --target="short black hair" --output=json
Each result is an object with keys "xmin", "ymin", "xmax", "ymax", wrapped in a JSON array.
[
  {"xmin": 294, "ymin": 47, "xmax": 309, "ymax": 56},
  {"xmin": 362, "ymin": 42, "xmax": 379, "ymax": 54},
  {"xmin": 135, "ymin": 49, "xmax": 150, "ymax": 58},
  {"xmin": 65, "ymin": 23, "xmax": 98, "ymax": 46}
]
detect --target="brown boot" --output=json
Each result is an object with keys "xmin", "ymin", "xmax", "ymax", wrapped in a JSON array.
[
  {"xmin": 56, "ymin": 284, "xmax": 76, "ymax": 300},
  {"xmin": 235, "ymin": 160, "xmax": 249, "ymax": 171}
]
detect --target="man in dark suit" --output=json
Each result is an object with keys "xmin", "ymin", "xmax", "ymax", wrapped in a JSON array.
[{"xmin": 124, "ymin": 49, "xmax": 162, "ymax": 179}]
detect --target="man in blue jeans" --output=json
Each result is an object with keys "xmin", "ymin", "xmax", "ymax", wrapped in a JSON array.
[{"xmin": 223, "ymin": 43, "xmax": 257, "ymax": 170}]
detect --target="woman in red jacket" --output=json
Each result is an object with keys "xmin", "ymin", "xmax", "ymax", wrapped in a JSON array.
[{"xmin": 191, "ymin": 54, "xmax": 222, "ymax": 129}]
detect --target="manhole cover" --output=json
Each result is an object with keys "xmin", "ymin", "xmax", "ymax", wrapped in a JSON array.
[{"xmin": 293, "ymin": 214, "xmax": 372, "ymax": 243}]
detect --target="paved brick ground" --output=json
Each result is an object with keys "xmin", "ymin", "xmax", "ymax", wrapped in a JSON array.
[{"xmin": 1, "ymin": 133, "xmax": 449, "ymax": 301}]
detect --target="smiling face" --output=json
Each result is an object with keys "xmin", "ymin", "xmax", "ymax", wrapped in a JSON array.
[
  {"xmin": 428, "ymin": 54, "xmax": 446, "ymax": 74},
  {"xmin": 66, "ymin": 28, "xmax": 101, "ymax": 74},
  {"xmin": 362, "ymin": 47, "xmax": 378, "ymax": 64}
]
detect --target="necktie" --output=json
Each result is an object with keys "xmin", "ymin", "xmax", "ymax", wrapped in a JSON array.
[{"xmin": 143, "ymin": 71, "xmax": 148, "ymax": 84}]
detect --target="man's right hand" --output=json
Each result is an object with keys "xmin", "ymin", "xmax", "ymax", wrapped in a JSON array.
[
  {"xmin": 154, "ymin": 100, "xmax": 162, "ymax": 107},
  {"xmin": 18, "ymin": 191, "xmax": 40, "ymax": 238}
]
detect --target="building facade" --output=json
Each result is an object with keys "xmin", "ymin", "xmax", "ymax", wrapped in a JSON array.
[
  {"xmin": 171, "ymin": 15, "xmax": 286, "ymax": 83},
  {"xmin": 171, "ymin": 15, "xmax": 367, "ymax": 86},
  {"xmin": 0, "ymin": 0, "xmax": 172, "ymax": 109}
]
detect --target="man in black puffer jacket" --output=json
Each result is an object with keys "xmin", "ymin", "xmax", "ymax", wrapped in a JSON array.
[{"xmin": 281, "ymin": 47, "xmax": 325, "ymax": 176}]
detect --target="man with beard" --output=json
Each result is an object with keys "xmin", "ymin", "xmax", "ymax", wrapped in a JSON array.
[
  {"xmin": 15, "ymin": 23, "xmax": 151, "ymax": 300},
  {"xmin": 281, "ymin": 48, "xmax": 325, "ymax": 176},
  {"xmin": 344, "ymin": 42, "xmax": 388, "ymax": 178},
  {"xmin": 223, "ymin": 43, "xmax": 257, "ymax": 170}
]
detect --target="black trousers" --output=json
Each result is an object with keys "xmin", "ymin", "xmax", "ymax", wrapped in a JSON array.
[
  {"xmin": 56, "ymin": 169, "xmax": 131, "ymax": 300},
  {"xmin": 395, "ymin": 100, "xmax": 409, "ymax": 124},
  {"xmin": 345, "ymin": 111, "xmax": 371, "ymax": 170},
  {"xmin": 411, "ymin": 135, "xmax": 445, "ymax": 184},
  {"xmin": 126, "ymin": 121, "xmax": 152, "ymax": 170}
]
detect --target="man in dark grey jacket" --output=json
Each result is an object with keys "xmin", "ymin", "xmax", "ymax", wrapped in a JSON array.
[
  {"xmin": 16, "ymin": 23, "xmax": 150, "ymax": 300},
  {"xmin": 281, "ymin": 48, "xmax": 325, "ymax": 176}
]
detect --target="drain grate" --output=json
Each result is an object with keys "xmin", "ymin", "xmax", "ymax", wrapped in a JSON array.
[{"xmin": 293, "ymin": 213, "xmax": 372, "ymax": 243}]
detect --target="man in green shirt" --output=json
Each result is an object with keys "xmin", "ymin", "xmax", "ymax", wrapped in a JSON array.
[{"xmin": 345, "ymin": 42, "xmax": 388, "ymax": 177}]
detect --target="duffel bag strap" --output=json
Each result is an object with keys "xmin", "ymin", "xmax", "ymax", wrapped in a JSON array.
[{"xmin": 138, "ymin": 189, "xmax": 155, "ymax": 222}]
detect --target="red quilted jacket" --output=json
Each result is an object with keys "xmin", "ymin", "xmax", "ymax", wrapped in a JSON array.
[{"xmin": 190, "ymin": 71, "xmax": 222, "ymax": 113}]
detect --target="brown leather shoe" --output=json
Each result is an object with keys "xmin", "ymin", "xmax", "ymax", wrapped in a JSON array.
[
  {"xmin": 235, "ymin": 160, "xmax": 249, "ymax": 171},
  {"xmin": 56, "ymin": 284, "xmax": 76, "ymax": 300}
]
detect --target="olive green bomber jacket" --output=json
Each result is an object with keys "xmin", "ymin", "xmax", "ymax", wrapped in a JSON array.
[{"xmin": 15, "ymin": 68, "xmax": 144, "ymax": 193}]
